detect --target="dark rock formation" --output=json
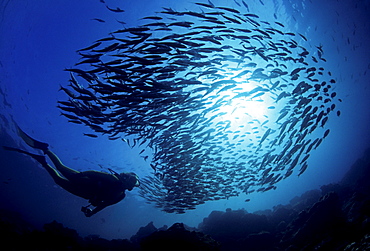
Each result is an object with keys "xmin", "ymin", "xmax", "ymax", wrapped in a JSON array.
[
  {"xmin": 280, "ymin": 192, "xmax": 349, "ymax": 250},
  {"xmin": 198, "ymin": 208, "xmax": 273, "ymax": 250},
  {"xmin": 0, "ymin": 215, "xmax": 138, "ymax": 251},
  {"xmin": 130, "ymin": 221, "xmax": 157, "ymax": 244},
  {"xmin": 140, "ymin": 222, "xmax": 220, "ymax": 251}
]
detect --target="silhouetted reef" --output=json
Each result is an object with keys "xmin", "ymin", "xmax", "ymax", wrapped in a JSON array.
[{"xmin": 1, "ymin": 148, "xmax": 370, "ymax": 250}]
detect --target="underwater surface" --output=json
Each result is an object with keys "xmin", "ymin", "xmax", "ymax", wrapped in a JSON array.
[{"xmin": 0, "ymin": 0, "xmax": 369, "ymax": 246}]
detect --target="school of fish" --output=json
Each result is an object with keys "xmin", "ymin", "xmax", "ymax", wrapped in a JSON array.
[{"xmin": 58, "ymin": 1, "xmax": 341, "ymax": 213}]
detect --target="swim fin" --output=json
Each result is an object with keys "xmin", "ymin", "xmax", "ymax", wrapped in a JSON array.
[
  {"xmin": 3, "ymin": 146, "xmax": 48, "ymax": 166},
  {"xmin": 17, "ymin": 126, "xmax": 49, "ymax": 151}
]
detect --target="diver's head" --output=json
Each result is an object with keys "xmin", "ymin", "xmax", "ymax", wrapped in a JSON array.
[{"xmin": 119, "ymin": 172, "xmax": 140, "ymax": 191}]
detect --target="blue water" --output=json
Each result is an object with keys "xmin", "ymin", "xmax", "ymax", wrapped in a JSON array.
[{"xmin": 0, "ymin": 0, "xmax": 369, "ymax": 240}]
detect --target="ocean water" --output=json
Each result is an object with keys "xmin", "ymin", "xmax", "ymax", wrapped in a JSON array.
[{"xmin": 0, "ymin": 0, "xmax": 369, "ymax": 240}]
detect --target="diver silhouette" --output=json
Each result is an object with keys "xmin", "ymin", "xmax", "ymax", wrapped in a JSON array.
[{"xmin": 3, "ymin": 127, "xmax": 140, "ymax": 217}]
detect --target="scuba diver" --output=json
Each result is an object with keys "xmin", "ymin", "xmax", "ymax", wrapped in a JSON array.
[{"xmin": 3, "ymin": 127, "xmax": 140, "ymax": 217}]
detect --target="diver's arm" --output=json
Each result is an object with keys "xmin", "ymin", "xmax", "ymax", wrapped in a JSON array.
[
  {"xmin": 83, "ymin": 204, "xmax": 106, "ymax": 217},
  {"xmin": 83, "ymin": 192, "xmax": 126, "ymax": 217}
]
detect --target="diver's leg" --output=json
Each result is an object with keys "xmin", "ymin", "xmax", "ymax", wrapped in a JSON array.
[
  {"xmin": 30, "ymin": 154, "xmax": 90, "ymax": 199},
  {"xmin": 3, "ymin": 146, "xmax": 49, "ymax": 166},
  {"xmin": 3, "ymin": 146, "xmax": 85, "ymax": 198},
  {"xmin": 16, "ymin": 127, "xmax": 79, "ymax": 179},
  {"xmin": 29, "ymin": 153, "xmax": 84, "ymax": 197},
  {"xmin": 44, "ymin": 149, "xmax": 79, "ymax": 180},
  {"xmin": 16, "ymin": 128, "xmax": 81, "ymax": 178},
  {"xmin": 3, "ymin": 146, "xmax": 72, "ymax": 190},
  {"xmin": 42, "ymin": 163, "xmax": 72, "ymax": 188},
  {"xmin": 41, "ymin": 162, "xmax": 86, "ymax": 198}
]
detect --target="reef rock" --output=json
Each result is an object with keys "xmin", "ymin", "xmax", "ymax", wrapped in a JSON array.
[
  {"xmin": 281, "ymin": 192, "xmax": 348, "ymax": 250},
  {"xmin": 130, "ymin": 221, "xmax": 157, "ymax": 244},
  {"xmin": 140, "ymin": 222, "xmax": 219, "ymax": 251}
]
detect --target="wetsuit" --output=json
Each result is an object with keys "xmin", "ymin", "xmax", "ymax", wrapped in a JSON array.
[{"xmin": 3, "ymin": 126, "xmax": 139, "ymax": 217}]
